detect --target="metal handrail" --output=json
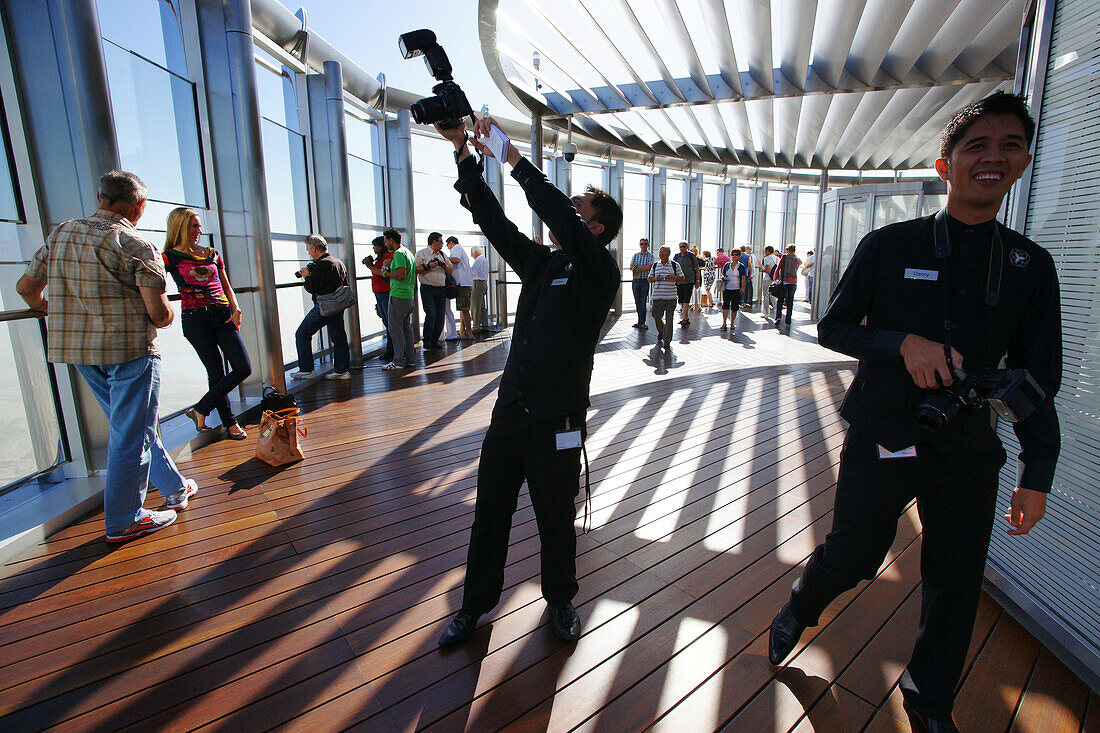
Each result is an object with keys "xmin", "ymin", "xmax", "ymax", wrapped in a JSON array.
[{"xmin": 0, "ymin": 308, "xmax": 46, "ymax": 323}]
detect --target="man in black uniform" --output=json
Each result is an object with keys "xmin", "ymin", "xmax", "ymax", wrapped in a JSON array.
[
  {"xmin": 767, "ymin": 92, "xmax": 1061, "ymax": 733},
  {"xmin": 434, "ymin": 116, "xmax": 622, "ymax": 647}
]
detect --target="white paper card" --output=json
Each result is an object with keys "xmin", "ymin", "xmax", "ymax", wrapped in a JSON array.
[
  {"xmin": 556, "ymin": 429, "xmax": 582, "ymax": 450},
  {"xmin": 904, "ymin": 268, "xmax": 938, "ymax": 281},
  {"xmin": 486, "ymin": 124, "xmax": 510, "ymax": 163},
  {"xmin": 877, "ymin": 444, "xmax": 918, "ymax": 459}
]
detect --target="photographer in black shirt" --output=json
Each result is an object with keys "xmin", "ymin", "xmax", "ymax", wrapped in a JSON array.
[
  {"xmin": 291, "ymin": 234, "xmax": 351, "ymax": 381},
  {"xmin": 767, "ymin": 92, "xmax": 1061, "ymax": 733},
  {"xmin": 434, "ymin": 116, "xmax": 621, "ymax": 647}
]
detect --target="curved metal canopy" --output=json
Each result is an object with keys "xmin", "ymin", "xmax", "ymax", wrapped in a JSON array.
[{"xmin": 478, "ymin": 0, "xmax": 1025, "ymax": 172}]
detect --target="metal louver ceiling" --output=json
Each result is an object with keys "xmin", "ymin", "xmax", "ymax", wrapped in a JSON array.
[{"xmin": 478, "ymin": 0, "xmax": 1026, "ymax": 172}]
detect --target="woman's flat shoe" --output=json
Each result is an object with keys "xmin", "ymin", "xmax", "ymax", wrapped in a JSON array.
[
  {"xmin": 226, "ymin": 428, "xmax": 249, "ymax": 441},
  {"xmin": 185, "ymin": 407, "xmax": 215, "ymax": 433}
]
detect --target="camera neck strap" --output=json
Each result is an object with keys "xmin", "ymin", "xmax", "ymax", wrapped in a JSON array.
[{"xmin": 933, "ymin": 209, "xmax": 1004, "ymax": 372}]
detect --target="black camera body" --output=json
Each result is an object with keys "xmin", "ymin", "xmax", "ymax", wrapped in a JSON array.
[
  {"xmin": 916, "ymin": 367, "xmax": 1045, "ymax": 431},
  {"xmin": 399, "ymin": 29, "xmax": 473, "ymax": 129}
]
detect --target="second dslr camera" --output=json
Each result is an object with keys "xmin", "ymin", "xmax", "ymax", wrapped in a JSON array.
[{"xmin": 399, "ymin": 29, "xmax": 473, "ymax": 129}]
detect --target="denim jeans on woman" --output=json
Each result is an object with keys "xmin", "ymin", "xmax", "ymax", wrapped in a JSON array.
[
  {"xmin": 296, "ymin": 304, "xmax": 350, "ymax": 373},
  {"xmin": 74, "ymin": 356, "xmax": 188, "ymax": 535},
  {"xmin": 182, "ymin": 307, "xmax": 252, "ymax": 427}
]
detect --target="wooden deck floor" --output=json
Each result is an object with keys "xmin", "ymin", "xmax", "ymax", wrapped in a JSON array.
[{"xmin": 1, "ymin": 303, "xmax": 1096, "ymax": 732}]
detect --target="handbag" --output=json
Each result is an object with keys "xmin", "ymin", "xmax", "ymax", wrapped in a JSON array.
[
  {"xmin": 769, "ymin": 280, "xmax": 784, "ymax": 297},
  {"xmin": 317, "ymin": 284, "xmax": 355, "ymax": 315},
  {"xmin": 444, "ymin": 272, "xmax": 458, "ymax": 299},
  {"xmin": 260, "ymin": 385, "xmax": 297, "ymax": 413},
  {"xmin": 255, "ymin": 408, "xmax": 306, "ymax": 466}
]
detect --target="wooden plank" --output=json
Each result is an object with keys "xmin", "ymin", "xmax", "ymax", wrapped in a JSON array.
[
  {"xmin": 1011, "ymin": 647, "xmax": 1090, "ymax": 732},
  {"xmin": 954, "ymin": 613, "xmax": 1042, "ymax": 732}
]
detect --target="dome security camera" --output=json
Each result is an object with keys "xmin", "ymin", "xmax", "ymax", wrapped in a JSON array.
[{"xmin": 562, "ymin": 141, "xmax": 578, "ymax": 163}]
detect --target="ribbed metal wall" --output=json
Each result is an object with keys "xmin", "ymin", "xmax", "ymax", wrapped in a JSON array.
[{"xmin": 988, "ymin": 0, "xmax": 1100, "ymax": 691}]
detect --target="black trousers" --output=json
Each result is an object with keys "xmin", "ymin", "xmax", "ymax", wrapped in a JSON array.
[
  {"xmin": 774, "ymin": 282, "xmax": 797, "ymax": 323},
  {"xmin": 788, "ymin": 429, "xmax": 1002, "ymax": 719},
  {"xmin": 462, "ymin": 401, "xmax": 586, "ymax": 616}
]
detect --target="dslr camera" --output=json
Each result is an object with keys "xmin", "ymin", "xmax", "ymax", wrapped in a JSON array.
[
  {"xmin": 916, "ymin": 366, "xmax": 1045, "ymax": 431},
  {"xmin": 399, "ymin": 29, "xmax": 473, "ymax": 130}
]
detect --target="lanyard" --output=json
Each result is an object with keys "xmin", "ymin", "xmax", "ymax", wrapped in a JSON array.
[{"xmin": 933, "ymin": 209, "xmax": 1004, "ymax": 365}]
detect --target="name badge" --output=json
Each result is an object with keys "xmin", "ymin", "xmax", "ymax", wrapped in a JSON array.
[
  {"xmin": 556, "ymin": 429, "xmax": 582, "ymax": 450},
  {"xmin": 877, "ymin": 444, "xmax": 918, "ymax": 459},
  {"xmin": 551, "ymin": 277, "xmax": 569, "ymax": 286},
  {"xmin": 904, "ymin": 268, "xmax": 938, "ymax": 281}
]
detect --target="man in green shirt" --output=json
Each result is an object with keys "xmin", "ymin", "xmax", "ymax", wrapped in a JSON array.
[{"xmin": 380, "ymin": 227, "xmax": 417, "ymax": 370}]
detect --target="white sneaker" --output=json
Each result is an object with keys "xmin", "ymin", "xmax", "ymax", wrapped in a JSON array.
[
  {"xmin": 166, "ymin": 479, "xmax": 198, "ymax": 511},
  {"xmin": 381, "ymin": 362, "xmax": 403, "ymax": 371},
  {"xmin": 290, "ymin": 370, "xmax": 315, "ymax": 380},
  {"xmin": 325, "ymin": 371, "xmax": 351, "ymax": 381}
]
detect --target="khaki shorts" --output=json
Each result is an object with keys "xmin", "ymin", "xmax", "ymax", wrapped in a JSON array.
[{"xmin": 455, "ymin": 285, "xmax": 472, "ymax": 310}]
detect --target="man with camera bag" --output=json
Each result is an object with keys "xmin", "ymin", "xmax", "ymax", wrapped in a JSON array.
[
  {"xmin": 766, "ymin": 92, "xmax": 1061, "ymax": 732},
  {"xmin": 432, "ymin": 114, "xmax": 621, "ymax": 648},
  {"xmin": 291, "ymin": 234, "xmax": 350, "ymax": 381}
]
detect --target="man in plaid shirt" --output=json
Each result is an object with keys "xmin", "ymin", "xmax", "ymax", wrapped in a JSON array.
[{"xmin": 17, "ymin": 170, "xmax": 197, "ymax": 543}]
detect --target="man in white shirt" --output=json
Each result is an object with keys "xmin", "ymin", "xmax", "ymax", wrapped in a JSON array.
[
  {"xmin": 447, "ymin": 235, "xmax": 475, "ymax": 339},
  {"xmin": 414, "ymin": 232, "xmax": 453, "ymax": 350},
  {"xmin": 803, "ymin": 250, "xmax": 816, "ymax": 304},
  {"xmin": 760, "ymin": 246, "xmax": 780, "ymax": 321},
  {"xmin": 470, "ymin": 246, "xmax": 489, "ymax": 332}
]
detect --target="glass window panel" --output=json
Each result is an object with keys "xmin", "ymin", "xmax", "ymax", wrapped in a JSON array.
[
  {"xmin": 156, "ymin": 321, "xmax": 210, "ymax": 417},
  {"xmin": 734, "ymin": 184, "xmax": 753, "ymax": 249},
  {"xmin": 97, "ymin": 0, "xmax": 186, "ymax": 75},
  {"xmin": 0, "ymin": 317, "xmax": 65, "ymax": 490},
  {"xmin": 260, "ymin": 119, "xmax": 311, "ymax": 235},
  {"xmin": 624, "ymin": 171, "xmax": 647, "ymax": 199},
  {"xmin": 765, "ymin": 187, "xmax": 785, "ymax": 249},
  {"xmin": 571, "ymin": 163, "xmax": 604, "ymax": 193},
  {"xmin": 795, "ymin": 190, "xmax": 820, "ymax": 252},
  {"xmin": 277, "ymin": 286, "xmax": 310, "ymax": 366},
  {"xmin": 872, "ymin": 194, "xmax": 918, "ymax": 229},
  {"xmin": 254, "ymin": 48, "xmax": 298, "ymax": 131},
  {"xmin": 345, "ymin": 113, "xmax": 376, "ymax": 162},
  {"xmin": 349, "ymin": 155, "xmax": 384, "ymax": 227},
  {"xmin": 0, "ymin": 98, "xmax": 21, "ymax": 223},
  {"xmin": 838, "ymin": 198, "xmax": 869, "ymax": 278},
  {"xmin": 104, "ymin": 43, "xmax": 205, "ymax": 207},
  {"xmin": 665, "ymin": 177, "xmax": 686, "ymax": 245},
  {"xmin": 922, "ymin": 193, "xmax": 947, "ymax": 216}
]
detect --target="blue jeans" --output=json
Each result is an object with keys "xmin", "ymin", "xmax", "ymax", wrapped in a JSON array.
[
  {"xmin": 420, "ymin": 284, "xmax": 446, "ymax": 346},
  {"xmin": 74, "ymin": 356, "xmax": 188, "ymax": 534},
  {"xmin": 182, "ymin": 308, "xmax": 252, "ymax": 427},
  {"xmin": 296, "ymin": 305, "xmax": 350, "ymax": 373},
  {"xmin": 631, "ymin": 279, "xmax": 649, "ymax": 325},
  {"xmin": 807, "ymin": 275, "xmax": 815, "ymax": 304},
  {"xmin": 374, "ymin": 291, "xmax": 393, "ymax": 360}
]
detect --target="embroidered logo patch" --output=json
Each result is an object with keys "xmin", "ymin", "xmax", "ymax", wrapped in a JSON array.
[{"xmin": 1009, "ymin": 249, "xmax": 1030, "ymax": 268}]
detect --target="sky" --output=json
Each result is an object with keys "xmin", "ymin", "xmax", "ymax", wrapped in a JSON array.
[{"xmin": 290, "ymin": 1, "xmax": 527, "ymax": 121}]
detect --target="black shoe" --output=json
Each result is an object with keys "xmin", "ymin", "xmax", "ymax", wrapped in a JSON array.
[
  {"xmin": 632, "ymin": 322, "xmax": 642, "ymax": 328},
  {"xmin": 902, "ymin": 697, "xmax": 959, "ymax": 733},
  {"xmin": 639, "ymin": 324, "xmax": 648, "ymax": 330},
  {"xmin": 437, "ymin": 611, "xmax": 479, "ymax": 648},
  {"xmin": 768, "ymin": 602, "xmax": 806, "ymax": 665},
  {"xmin": 550, "ymin": 602, "xmax": 582, "ymax": 641}
]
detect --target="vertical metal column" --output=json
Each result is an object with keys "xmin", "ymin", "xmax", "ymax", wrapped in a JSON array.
[
  {"xmin": 386, "ymin": 110, "xmax": 419, "ymax": 336},
  {"xmin": 607, "ymin": 158, "xmax": 625, "ymax": 314},
  {"xmin": 211, "ymin": 0, "xmax": 285, "ymax": 391},
  {"xmin": 751, "ymin": 181, "xmax": 768, "ymax": 253},
  {"xmin": 783, "ymin": 184, "xmax": 799, "ymax": 248},
  {"xmin": 530, "ymin": 114, "xmax": 543, "ymax": 242},
  {"xmin": 722, "ymin": 181, "xmax": 736, "ymax": 254},
  {"xmin": 307, "ymin": 60, "xmax": 362, "ymax": 366},
  {"xmin": 811, "ymin": 171, "xmax": 829, "ymax": 320},
  {"xmin": 686, "ymin": 171, "xmax": 703, "ymax": 249},
  {"xmin": 483, "ymin": 155, "xmax": 507, "ymax": 328},
  {"xmin": 649, "ymin": 167, "xmax": 666, "ymax": 247}
]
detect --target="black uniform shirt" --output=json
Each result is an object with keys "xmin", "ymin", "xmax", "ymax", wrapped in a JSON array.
[
  {"xmin": 454, "ymin": 154, "xmax": 619, "ymax": 418},
  {"xmin": 303, "ymin": 253, "xmax": 348, "ymax": 302},
  {"xmin": 818, "ymin": 212, "xmax": 1062, "ymax": 491}
]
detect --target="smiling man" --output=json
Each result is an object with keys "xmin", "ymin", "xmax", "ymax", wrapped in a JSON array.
[{"xmin": 766, "ymin": 92, "xmax": 1062, "ymax": 733}]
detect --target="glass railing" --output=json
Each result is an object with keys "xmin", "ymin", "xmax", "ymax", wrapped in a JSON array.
[{"xmin": 0, "ymin": 309, "xmax": 67, "ymax": 495}]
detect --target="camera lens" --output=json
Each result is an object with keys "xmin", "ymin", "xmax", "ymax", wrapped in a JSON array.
[
  {"xmin": 916, "ymin": 392, "xmax": 959, "ymax": 431},
  {"xmin": 410, "ymin": 95, "xmax": 447, "ymax": 125}
]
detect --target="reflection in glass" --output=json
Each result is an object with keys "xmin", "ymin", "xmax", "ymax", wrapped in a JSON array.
[
  {"xmin": 922, "ymin": 193, "xmax": 947, "ymax": 216},
  {"xmin": 0, "ymin": 93, "xmax": 22, "ymax": 223},
  {"xmin": 254, "ymin": 48, "xmax": 299, "ymax": 131},
  {"xmin": 97, "ymin": 0, "xmax": 186, "ymax": 75},
  {"xmin": 349, "ymin": 155, "xmax": 385, "ymax": 227},
  {"xmin": 838, "ymin": 198, "xmax": 869, "ymax": 279},
  {"xmin": 665, "ymin": 177, "xmax": 686, "ymax": 245},
  {"xmin": 0, "ymin": 318, "xmax": 65, "ymax": 490},
  {"xmin": 873, "ymin": 194, "xmax": 918, "ymax": 229},
  {"xmin": 261, "ymin": 119, "xmax": 311, "ymax": 235},
  {"xmin": 104, "ymin": 43, "xmax": 205, "ymax": 207}
]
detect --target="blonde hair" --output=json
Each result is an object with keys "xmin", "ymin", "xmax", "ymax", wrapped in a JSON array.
[{"xmin": 165, "ymin": 207, "xmax": 200, "ymax": 252}]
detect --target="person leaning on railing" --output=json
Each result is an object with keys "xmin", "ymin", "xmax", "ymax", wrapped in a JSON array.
[
  {"xmin": 16, "ymin": 170, "xmax": 197, "ymax": 543},
  {"xmin": 162, "ymin": 206, "xmax": 251, "ymax": 440}
]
